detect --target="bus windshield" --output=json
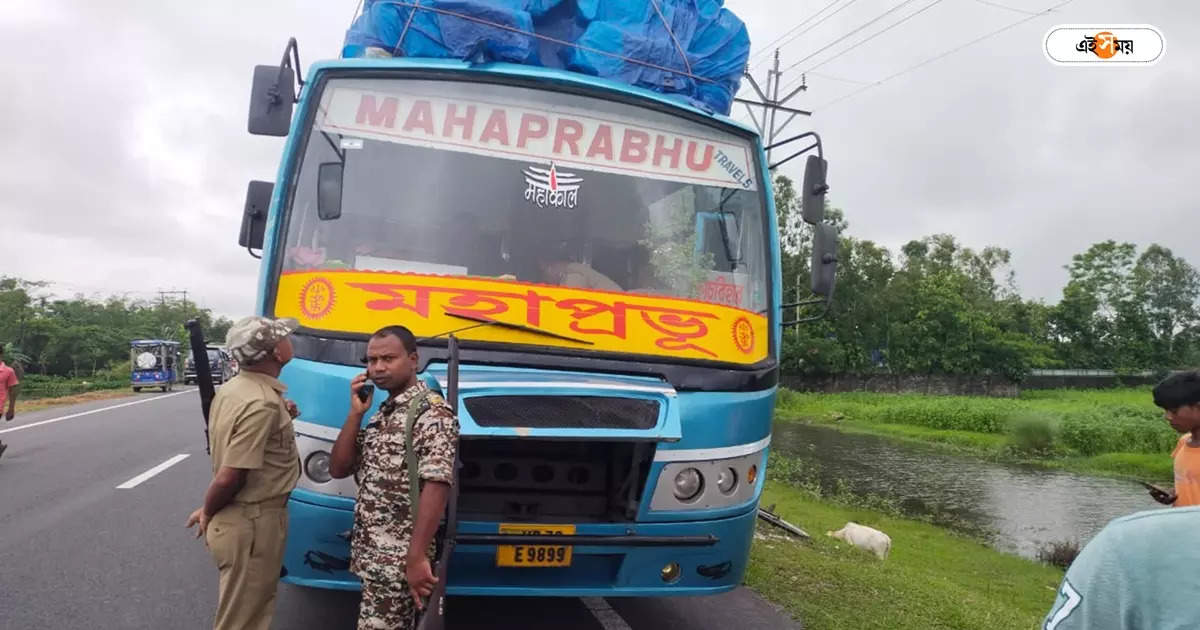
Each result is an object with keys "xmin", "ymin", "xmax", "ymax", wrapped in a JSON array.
[{"xmin": 275, "ymin": 77, "xmax": 771, "ymax": 365}]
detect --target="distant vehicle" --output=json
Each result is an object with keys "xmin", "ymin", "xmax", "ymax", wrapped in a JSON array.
[
  {"xmin": 184, "ymin": 346, "xmax": 233, "ymax": 385},
  {"xmin": 130, "ymin": 340, "xmax": 180, "ymax": 392}
]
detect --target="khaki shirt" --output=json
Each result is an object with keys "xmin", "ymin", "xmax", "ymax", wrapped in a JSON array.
[
  {"xmin": 559, "ymin": 262, "xmax": 622, "ymax": 292},
  {"xmin": 350, "ymin": 380, "xmax": 459, "ymax": 582},
  {"xmin": 207, "ymin": 371, "xmax": 300, "ymax": 503}
]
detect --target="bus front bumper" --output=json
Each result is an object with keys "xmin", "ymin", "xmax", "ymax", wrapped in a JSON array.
[{"xmin": 281, "ymin": 492, "xmax": 757, "ymax": 597}]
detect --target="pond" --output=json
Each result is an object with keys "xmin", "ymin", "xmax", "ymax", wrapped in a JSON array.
[{"xmin": 770, "ymin": 421, "xmax": 1165, "ymax": 559}]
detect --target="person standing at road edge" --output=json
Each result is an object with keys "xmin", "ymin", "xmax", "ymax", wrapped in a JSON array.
[
  {"xmin": 328, "ymin": 325, "xmax": 460, "ymax": 630},
  {"xmin": 0, "ymin": 345, "xmax": 20, "ymax": 460},
  {"xmin": 186, "ymin": 316, "xmax": 302, "ymax": 630}
]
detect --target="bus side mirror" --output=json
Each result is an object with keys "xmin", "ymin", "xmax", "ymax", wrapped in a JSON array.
[
  {"xmin": 248, "ymin": 64, "xmax": 295, "ymax": 136},
  {"xmin": 811, "ymin": 222, "xmax": 839, "ymax": 298},
  {"xmin": 801, "ymin": 155, "xmax": 828, "ymax": 224},
  {"xmin": 240, "ymin": 180, "xmax": 272, "ymax": 252},
  {"xmin": 317, "ymin": 162, "xmax": 344, "ymax": 220}
]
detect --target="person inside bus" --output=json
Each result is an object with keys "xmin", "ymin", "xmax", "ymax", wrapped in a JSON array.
[{"xmin": 536, "ymin": 242, "xmax": 622, "ymax": 292}]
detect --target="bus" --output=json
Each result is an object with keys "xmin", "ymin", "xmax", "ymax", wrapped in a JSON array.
[{"xmin": 235, "ymin": 24, "xmax": 836, "ymax": 600}]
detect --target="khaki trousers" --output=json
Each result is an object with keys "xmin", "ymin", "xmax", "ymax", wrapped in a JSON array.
[{"xmin": 206, "ymin": 497, "xmax": 289, "ymax": 630}]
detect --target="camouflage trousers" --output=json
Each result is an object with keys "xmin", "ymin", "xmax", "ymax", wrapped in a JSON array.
[{"xmin": 358, "ymin": 577, "xmax": 417, "ymax": 630}]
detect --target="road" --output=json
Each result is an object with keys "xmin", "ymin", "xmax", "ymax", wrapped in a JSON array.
[{"xmin": 0, "ymin": 391, "xmax": 800, "ymax": 630}]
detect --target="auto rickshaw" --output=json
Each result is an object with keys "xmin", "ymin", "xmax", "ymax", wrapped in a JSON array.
[{"xmin": 130, "ymin": 339, "xmax": 180, "ymax": 392}]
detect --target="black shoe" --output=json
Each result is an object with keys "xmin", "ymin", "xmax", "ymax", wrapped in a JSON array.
[{"xmin": 0, "ymin": 442, "xmax": 7, "ymax": 460}]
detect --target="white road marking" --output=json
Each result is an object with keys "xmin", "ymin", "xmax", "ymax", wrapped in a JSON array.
[
  {"xmin": 116, "ymin": 454, "xmax": 191, "ymax": 489},
  {"xmin": 0, "ymin": 389, "xmax": 195, "ymax": 435},
  {"xmin": 581, "ymin": 597, "xmax": 633, "ymax": 630}
]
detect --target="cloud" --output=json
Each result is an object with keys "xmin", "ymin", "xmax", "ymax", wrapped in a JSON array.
[
  {"xmin": 1, "ymin": 0, "xmax": 1194, "ymax": 317},
  {"xmin": 0, "ymin": 0, "xmax": 346, "ymax": 316},
  {"xmin": 740, "ymin": 0, "xmax": 1199, "ymax": 300}
]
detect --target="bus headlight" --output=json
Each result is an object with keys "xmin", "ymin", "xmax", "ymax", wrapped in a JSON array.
[
  {"xmin": 716, "ymin": 467, "xmax": 737, "ymax": 494},
  {"xmin": 650, "ymin": 448, "xmax": 766, "ymax": 512},
  {"xmin": 673, "ymin": 468, "xmax": 703, "ymax": 501},
  {"xmin": 305, "ymin": 451, "xmax": 333, "ymax": 483},
  {"xmin": 294, "ymin": 432, "xmax": 358, "ymax": 498}
]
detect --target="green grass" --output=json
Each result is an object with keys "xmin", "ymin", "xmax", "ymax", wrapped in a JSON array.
[
  {"xmin": 746, "ymin": 481, "xmax": 1064, "ymax": 630},
  {"xmin": 776, "ymin": 387, "xmax": 1177, "ymax": 481},
  {"xmin": 16, "ymin": 374, "xmax": 128, "ymax": 400}
]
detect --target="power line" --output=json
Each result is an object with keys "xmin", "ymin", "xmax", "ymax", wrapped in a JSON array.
[
  {"xmin": 815, "ymin": 0, "xmax": 1079, "ymax": 110},
  {"xmin": 752, "ymin": 0, "xmax": 867, "ymax": 71},
  {"xmin": 747, "ymin": 0, "xmax": 845, "ymax": 69},
  {"xmin": 808, "ymin": 70, "xmax": 874, "ymax": 85},
  {"xmin": 797, "ymin": 0, "xmax": 950, "ymax": 77},
  {"xmin": 782, "ymin": 0, "xmax": 925, "ymax": 74},
  {"xmin": 158, "ymin": 290, "xmax": 190, "ymax": 310},
  {"xmin": 973, "ymin": 0, "xmax": 1043, "ymax": 16},
  {"xmin": 34, "ymin": 279, "xmax": 159, "ymax": 298}
]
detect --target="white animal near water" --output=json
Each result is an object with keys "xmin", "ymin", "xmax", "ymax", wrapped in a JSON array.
[{"xmin": 827, "ymin": 522, "xmax": 892, "ymax": 560}]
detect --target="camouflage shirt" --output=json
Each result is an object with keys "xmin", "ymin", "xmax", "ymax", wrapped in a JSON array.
[{"xmin": 350, "ymin": 380, "xmax": 459, "ymax": 582}]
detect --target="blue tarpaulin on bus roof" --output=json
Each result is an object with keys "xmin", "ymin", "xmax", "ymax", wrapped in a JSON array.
[{"xmin": 341, "ymin": 0, "xmax": 750, "ymax": 115}]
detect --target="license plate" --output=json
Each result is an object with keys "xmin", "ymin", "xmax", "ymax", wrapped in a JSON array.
[{"xmin": 495, "ymin": 523, "xmax": 576, "ymax": 568}]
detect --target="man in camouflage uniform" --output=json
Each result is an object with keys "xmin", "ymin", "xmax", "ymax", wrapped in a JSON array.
[{"xmin": 329, "ymin": 325, "xmax": 459, "ymax": 630}]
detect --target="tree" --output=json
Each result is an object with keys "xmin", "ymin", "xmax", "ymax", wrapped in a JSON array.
[
  {"xmin": 1131, "ymin": 244, "xmax": 1200, "ymax": 367},
  {"xmin": 773, "ymin": 175, "xmax": 803, "ymax": 256},
  {"xmin": 1047, "ymin": 241, "xmax": 1199, "ymax": 371},
  {"xmin": 0, "ymin": 277, "xmax": 231, "ymax": 377}
]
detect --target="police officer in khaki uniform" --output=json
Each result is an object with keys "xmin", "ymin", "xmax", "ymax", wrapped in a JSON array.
[
  {"xmin": 328, "ymin": 325, "xmax": 459, "ymax": 630},
  {"xmin": 186, "ymin": 316, "xmax": 301, "ymax": 630}
]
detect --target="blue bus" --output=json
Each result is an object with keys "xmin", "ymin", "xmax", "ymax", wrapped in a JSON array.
[{"xmin": 235, "ymin": 20, "xmax": 836, "ymax": 600}]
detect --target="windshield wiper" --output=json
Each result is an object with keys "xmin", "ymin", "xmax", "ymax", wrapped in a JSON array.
[{"xmin": 440, "ymin": 311, "xmax": 595, "ymax": 346}]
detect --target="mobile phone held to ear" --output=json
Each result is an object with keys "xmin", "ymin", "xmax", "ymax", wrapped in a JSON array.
[{"xmin": 358, "ymin": 383, "xmax": 375, "ymax": 404}]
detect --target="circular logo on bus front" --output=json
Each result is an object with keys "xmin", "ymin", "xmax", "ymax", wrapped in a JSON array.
[
  {"xmin": 299, "ymin": 277, "xmax": 336, "ymax": 320},
  {"xmin": 731, "ymin": 317, "xmax": 755, "ymax": 354}
]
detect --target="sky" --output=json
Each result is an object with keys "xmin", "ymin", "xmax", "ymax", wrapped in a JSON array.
[{"xmin": 0, "ymin": 0, "xmax": 1194, "ymax": 318}]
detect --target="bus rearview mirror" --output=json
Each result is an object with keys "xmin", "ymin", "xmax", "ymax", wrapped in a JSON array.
[
  {"xmin": 811, "ymin": 222, "xmax": 838, "ymax": 298},
  {"xmin": 239, "ymin": 180, "xmax": 272, "ymax": 250},
  {"xmin": 802, "ymin": 155, "xmax": 828, "ymax": 225},
  {"xmin": 248, "ymin": 64, "xmax": 294, "ymax": 137}
]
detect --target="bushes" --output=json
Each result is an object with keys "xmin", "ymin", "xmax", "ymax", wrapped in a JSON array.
[
  {"xmin": 874, "ymin": 397, "xmax": 1011, "ymax": 433},
  {"xmin": 1006, "ymin": 413, "xmax": 1059, "ymax": 455},
  {"xmin": 1036, "ymin": 539, "xmax": 1081, "ymax": 569},
  {"xmin": 18, "ymin": 374, "xmax": 127, "ymax": 400},
  {"xmin": 776, "ymin": 388, "xmax": 1178, "ymax": 459},
  {"xmin": 1058, "ymin": 408, "xmax": 1177, "ymax": 455}
]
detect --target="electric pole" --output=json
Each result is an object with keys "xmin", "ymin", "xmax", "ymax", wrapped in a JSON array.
[
  {"xmin": 158, "ymin": 290, "xmax": 190, "ymax": 310},
  {"xmin": 737, "ymin": 48, "xmax": 811, "ymax": 164},
  {"xmin": 736, "ymin": 51, "xmax": 816, "ymax": 332}
]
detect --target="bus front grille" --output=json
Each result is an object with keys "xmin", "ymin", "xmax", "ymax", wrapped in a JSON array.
[{"xmin": 457, "ymin": 438, "xmax": 654, "ymax": 523}]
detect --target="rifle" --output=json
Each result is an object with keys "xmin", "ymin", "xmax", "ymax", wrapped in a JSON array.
[
  {"xmin": 185, "ymin": 319, "xmax": 217, "ymax": 454},
  {"xmin": 416, "ymin": 333, "xmax": 461, "ymax": 630}
]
